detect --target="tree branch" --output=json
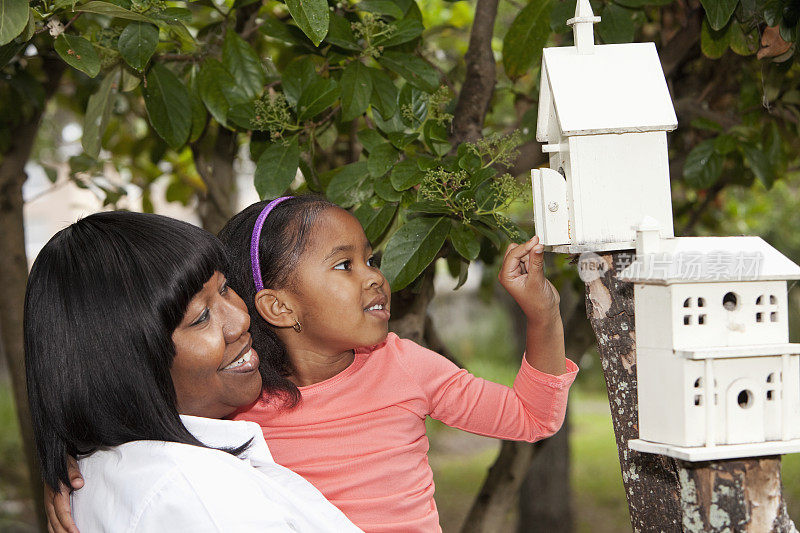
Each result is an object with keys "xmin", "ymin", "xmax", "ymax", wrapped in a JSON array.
[{"xmin": 451, "ymin": 0, "xmax": 500, "ymax": 144}]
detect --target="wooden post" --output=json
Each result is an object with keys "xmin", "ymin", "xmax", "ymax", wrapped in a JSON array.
[{"xmin": 585, "ymin": 252, "xmax": 797, "ymax": 532}]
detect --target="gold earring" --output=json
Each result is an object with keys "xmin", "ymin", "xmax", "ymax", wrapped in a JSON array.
[{"xmin": 292, "ymin": 318, "xmax": 302, "ymax": 332}]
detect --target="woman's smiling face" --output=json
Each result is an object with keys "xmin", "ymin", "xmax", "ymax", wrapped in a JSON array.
[{"xmin": 170, "ymin": 271, "xmax": 262, "ymax": 419}]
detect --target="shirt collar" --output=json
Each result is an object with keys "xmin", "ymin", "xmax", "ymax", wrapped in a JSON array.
[{"xmin": 179, "ymin": 415, "xmax": 274, "ymax": 465}]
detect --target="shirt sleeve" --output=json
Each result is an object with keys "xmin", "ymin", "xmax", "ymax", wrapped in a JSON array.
[
  {"xmin": 392, "ymin": 335, "xmax": 579, "ymax": 442},
  {"xmin": 130, "ymin": 463, "xmax": 307, "ymax": 533}
]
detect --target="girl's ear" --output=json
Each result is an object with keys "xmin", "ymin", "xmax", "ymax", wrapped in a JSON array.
[{"xmin": 254, "ymin": 289, "xmax": 296, "ymax": 328}]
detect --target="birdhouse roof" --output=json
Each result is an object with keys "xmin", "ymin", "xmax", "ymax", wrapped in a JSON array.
[
  {"xmin": 618, "ymin": 236, "xmax": 800, "ymax": 285},
  {"xmin": 536, "ymin": 42, "xmax": 678, "ymax": 142}
]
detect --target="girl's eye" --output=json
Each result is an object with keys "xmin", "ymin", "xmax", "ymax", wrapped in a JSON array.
[
  {"xmin": 367, "ymin": 256, "xmax": 380, "ymax": 268},
  {"xmin": 190, "ymin": 309, "xmax": 210, "ymax": 327},
  {"xmin": 333, "ymin": 260, "xmax": 351, "ymax": 271}
]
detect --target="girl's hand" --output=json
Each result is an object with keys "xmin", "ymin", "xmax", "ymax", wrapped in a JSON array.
[
  {"xmin": 44, "ymin": 457, "xmax": 83, "ymax": 533},
  {"xmin": 498, "ymin": 236, "xmax": 560, "ymax": 322},
  {"xmin": 498, "ymin": 236, "xmax": 567, "ymax": 375}
]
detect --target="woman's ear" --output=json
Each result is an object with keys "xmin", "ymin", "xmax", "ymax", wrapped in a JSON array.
[{"xmin": 254, "ymin": 289, "xmax": 296, "ymax": 328}]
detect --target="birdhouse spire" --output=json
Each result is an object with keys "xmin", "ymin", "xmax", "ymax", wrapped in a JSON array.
[{"xmin": 567, "ymin": 0, "xmax": 601, "ymax": 55}]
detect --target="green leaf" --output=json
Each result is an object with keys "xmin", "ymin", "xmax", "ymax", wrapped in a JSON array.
[
  {"xmin": 381, "ymin": 216, "xmax": 449, "ymax": 291},
  {"xmin": 502, "ymin": 0, "xmax": 552, "ymax": 79},
  {"xmin": 254, "ymin": 137, "xmax": 300, "ymax": 199},
  {"xmin": 188, "ymin": 89, "xmax": 207, "ymax": 142},
  {"xmin": 683, "ymin": 139, "xmax": 723, "ymax": 189},
  {"xmin": 408, "ymin": 199, "xmax": 451, "ymax": 214},
  {"xmin": 358, "ymin": 0, "xmax": 405, "ymax": 18},
  {"xmin": 368, "ymin": 67, "xmax": 398, "ymax": 119},
  {"xmin": 340, "ymin": 61, "xmax": 373, "ymax": 121},
  {"xmin": 700, "ymin": 0, "xmax": 738, "ymax": 31},
  {"xmin": 77, "ymin": 1, "xmax": 154, "ymax": 21},
  {"xmin": 358, "ymin": 129, "xmax": 386, "ymax": 152},
  {"xmin": 55, "ymin": 34, "xmax": 101, "ymax": 77},
  {"xmin": 82, "ymin": 69, "xmax": 118, "ymax": 159},
  {"xmin": 390, "ymin": 158, "xmax": 423, "ymax": 190},
  {"xmin": 197, "ymin": 58, "xmax": 249, "ymax": 126},
  {"xmin": 450, "ymin": 223, "xmax": 480, "ymax": 261},
  {"xmin": 0, "ymin": 41, "xmax": 24, "ymax": 68},
  {"xmin": 282, "ymin": 57, "xmax": 317, "ymax": 107},
  {"xmin": 354, "ymin": 203, "xmax": 397, "ymax": 242},
  {"xmin": 0, "ymin": 0, "xmax": 31, "ymax": 43},
  {"xmin": 690, "ymin": 116, "xmax": 723, "ymax": 132},
  {"xmin": 368, "ymin": 143, "xmax": 399, "ymax": 177},
  {"xmin": 297, "ymin": 77, "xmax": 340, "ymax": 120},
  {"xmin": 700, "ymin": 18, "xmax": 730, "ymax": 58},
  {"xmin": 423, "ymin": 121, "xmax": 450, "ymax": 157},
  {"xmin": 15, "ymin": 7, "xmax": 33, "ymax": 43},
  {"xmin": 285, "ymin": 0, "xmax": 329, "ymax": 46},
  {"xmin": 376, "ymin": 19, "xmax": 424, "ymax": 47},
  {"xmin": 143, "ymin": 63, "xmax": 191, "ymax": 148},
  {"xmin": 597, "ymin": 4, "xmax": 635, "ymax": 44},
  {"xmin": 260, "ymin": 17, "xmax": 312, "ymax": 46},
  {"xmin": 117, "ymin": 21, "xmax": 159, "ymax": 71},
  {"xmin": 326, "ymin": 161, "xmax": 373, "ymax": 207},
  {"xmin": 550, "ymin": 0, "xmax": 576, "ymax": 33},
  {"xmin": 326, "ymin": 13, "xmax": 361, "ymax": 50},
  {"xmin": 741, "ymin": 144, "xmax": 777, "ymax": 188},
  {"xmin": 374, "ymin": 174, "xmax": 404, "ymax": 201},
  {"xmin": 378, "ymin": 51, "xmax": 439, "ymax": 93},
  {"xmin": 614, "ymin": 0, "xmax": 673, "ymax": 6},
  {"xmin": 729, "ymin": 20, "xmax": 759, "ymax": 55},
  {"xmin": 161, "ymin": 7, "xmax": 191, "ymax": 22},
  {"xmin": 387, "ymin": 131, "xmax": 418, "ymax": 149},
  {"xmin": 222, "ymin": 30, "xmax": 266, "ymax": 99},
  {"xmin": 398, "ymin": 83, "xmax": 427, "ymax": 128},
  {"xmin": 713, "ymin": 133, "xmax": 737, "ymax": 155}
]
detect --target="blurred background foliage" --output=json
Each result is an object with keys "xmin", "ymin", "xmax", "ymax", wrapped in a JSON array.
[{"xmin": 2, "ymin": 0, "xmax": 800, "ymax": 530}]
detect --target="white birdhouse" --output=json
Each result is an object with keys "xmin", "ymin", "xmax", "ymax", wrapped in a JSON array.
[
  {"xmin": 619, "ymin": 223, "xmax": 800, "ymax": 461},
  {"xmin": 531, "ymin": 0, "xmax": 678, "ymax": 253}
]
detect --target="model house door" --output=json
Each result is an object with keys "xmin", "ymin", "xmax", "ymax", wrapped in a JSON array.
[{"xmin": 726, "ymin": 378, "xmax": 765, "ymax": 444}]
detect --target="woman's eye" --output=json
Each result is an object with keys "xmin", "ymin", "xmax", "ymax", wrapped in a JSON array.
[
  {"xmin": 190, "ymin": 309, "xmax": 210, "ymax": 327},
  {"xmin": 334, "ymin": 260, "xmax": 351, "ymax": 271},
  {"xmin": 219, "ymin": 280, "xmax": 229, "ymax": 295}
]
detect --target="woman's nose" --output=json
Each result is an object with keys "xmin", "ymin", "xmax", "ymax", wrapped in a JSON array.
[{"xmin": 222, "ymin": 289, "xmax": 250, "ymax": 342}]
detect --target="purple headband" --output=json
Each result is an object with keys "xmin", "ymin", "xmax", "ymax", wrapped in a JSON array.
[{"xmin": 250, "ymin": 196, "xmax": 293, "ymax": 291}]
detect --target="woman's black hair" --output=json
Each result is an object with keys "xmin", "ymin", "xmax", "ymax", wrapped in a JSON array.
[
  {"xmin": 25, "ymin": 211, "xmax": 249, "ymax": 491},
  {"xmin": 218, "ymin": 195, "xmax": 338, "ymax": 408}
]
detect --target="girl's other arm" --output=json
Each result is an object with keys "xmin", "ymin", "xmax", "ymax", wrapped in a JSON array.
[{"xmin": 498, "ymin": 236, "xmax": 567, "ymax": 376}]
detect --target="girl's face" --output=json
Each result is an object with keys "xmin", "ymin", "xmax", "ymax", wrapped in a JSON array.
[
  {"xmin": 288, "ymin": 207, "xmax": 391, "ymax": 354},
  {"xmin": 171, "ymin": 271, "xmax": 262, "ymax": 418}
]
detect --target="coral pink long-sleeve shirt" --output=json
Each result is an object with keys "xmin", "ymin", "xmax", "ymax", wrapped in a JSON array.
[{"xmin": 233, "ymin": 333, "xmax": 578, "ymax": 532}]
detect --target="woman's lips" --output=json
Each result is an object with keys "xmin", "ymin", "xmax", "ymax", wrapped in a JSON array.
[{"xmin": 220, "ymin": 347, "xmax": 259, "ymax": 374}]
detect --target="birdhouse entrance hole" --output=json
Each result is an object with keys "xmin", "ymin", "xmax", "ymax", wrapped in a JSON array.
[
  {"xmin": 723, "ymin": 292, "xmax": 739, "ymax": 311},
  {"xmin": 737, "ymin": 389, "xmax": 753, "ymax": 409}
]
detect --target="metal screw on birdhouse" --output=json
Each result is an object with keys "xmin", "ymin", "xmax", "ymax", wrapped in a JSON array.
[{"xmin": 548, "ymin": 201, "xmax": 559, "ymax": 212}]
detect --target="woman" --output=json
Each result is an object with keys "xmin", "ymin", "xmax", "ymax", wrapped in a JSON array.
[{"xmin": 26, "ymin": 211, "xmax": 360, "ymax": 532}]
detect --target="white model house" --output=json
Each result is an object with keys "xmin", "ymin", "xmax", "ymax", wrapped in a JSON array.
[
  {"xmin": 620, "ymin": 221, "xmax": 800, "ymax": 461},
  {"xmin": 531, "ymin": 0, "xmax": 678, "ymax": 253}
]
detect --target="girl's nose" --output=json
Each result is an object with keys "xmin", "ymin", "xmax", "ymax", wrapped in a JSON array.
[
  {"xmin": 222, "ymin": 289, "xmax": 251, "ymax": 342},
  {"xmin": 364, "ymin": 268, "xmax": 385, "ymax": 289}
]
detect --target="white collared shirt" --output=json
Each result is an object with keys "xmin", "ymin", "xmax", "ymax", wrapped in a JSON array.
[{"xmin": 71, "ymin": 415, "xmax": 361, "ymax": 532}]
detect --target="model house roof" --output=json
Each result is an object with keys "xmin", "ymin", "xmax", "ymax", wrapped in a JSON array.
[
  {"xmin": 618, "ymin": 236, "xmax": 800, "ymax": 284},
  {"xmin": 536, "ymin": 42, "xmax": 678, "ymax": 142}
]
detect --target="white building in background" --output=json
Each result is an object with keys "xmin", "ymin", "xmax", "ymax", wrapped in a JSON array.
[
  {"xmin": 621, "ymin": 221, "xmax": 800, "ymax": 461},
  {"xmin": 24, "ymin": 134, "xmax": 260, "ymax": 265},
  {"xmin": 531, "ymin": 0, "xmax": 677, "ymax": 253}
]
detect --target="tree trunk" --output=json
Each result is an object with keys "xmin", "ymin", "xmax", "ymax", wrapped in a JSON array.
[
  {"xmin": 191, "ymin": 126, "xmax": 239, "ymax": 234},
  {"xmin": 585, "ymin": 252, "xmax": 797, "ymax": 532},
  {"xmin": 517, "ymin": 416, "xmax": 572, "ymax": 533},
  {"xmin": 0, "ymin": 57, "xmax": 65, "ymax": 533}
]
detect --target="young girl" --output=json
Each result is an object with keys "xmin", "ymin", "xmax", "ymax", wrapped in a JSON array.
[
  {"xmin": 219, "ymin": 196, "xmax": 578, "ymax": 532},
  {"xmin": 49, "ymin": 196, "xmax": 577, "ymax": 533}
]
